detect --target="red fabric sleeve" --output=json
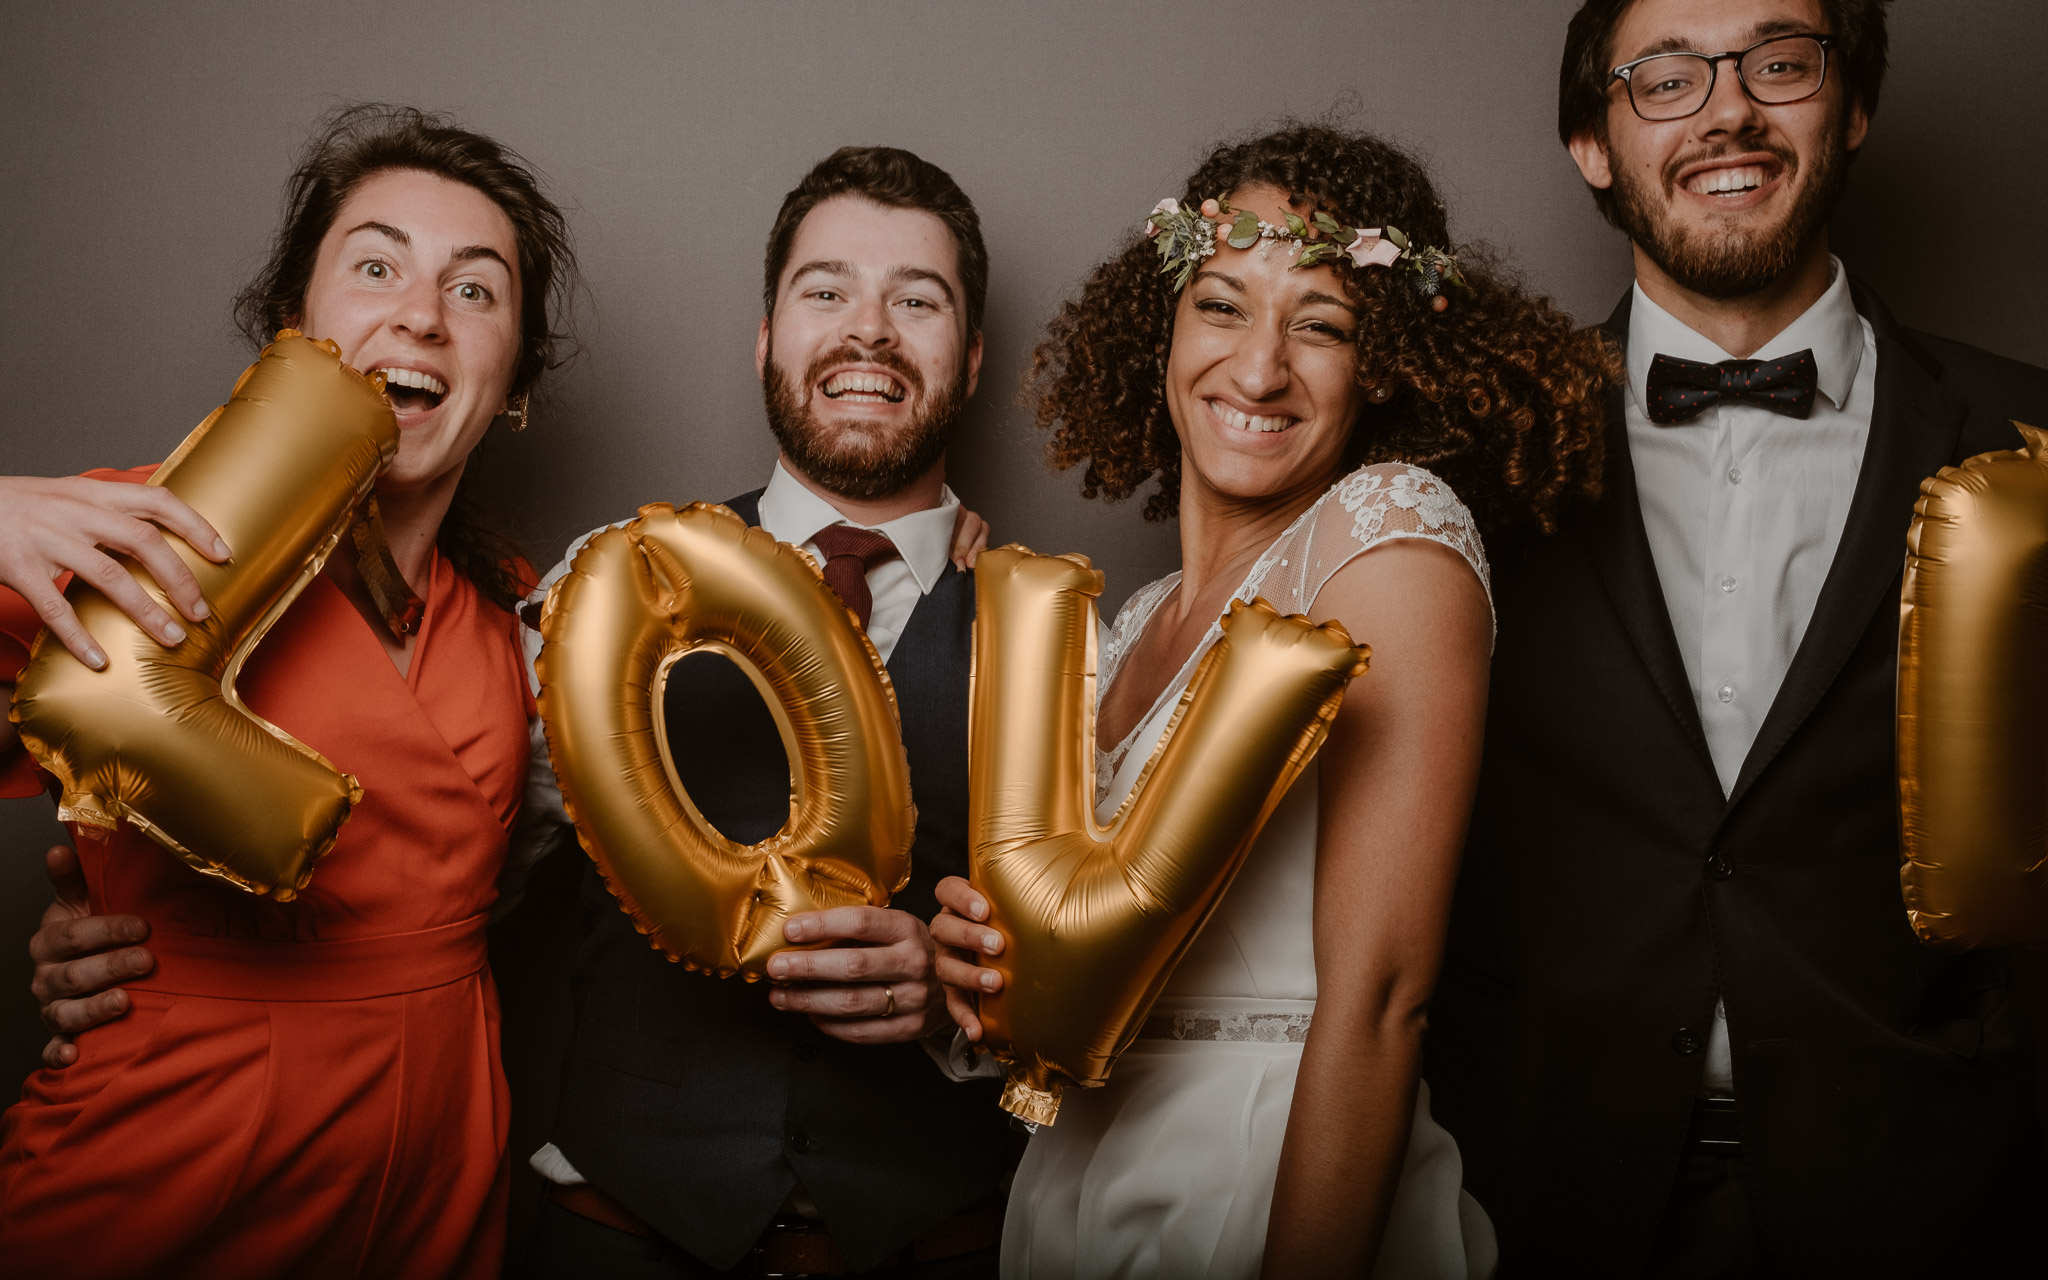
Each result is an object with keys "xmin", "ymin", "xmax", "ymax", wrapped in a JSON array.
[{"xmin": 0, "ymin": 465, "xmax": 159, "ymax": 796}]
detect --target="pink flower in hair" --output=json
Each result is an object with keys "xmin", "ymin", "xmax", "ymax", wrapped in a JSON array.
[{"xmin": 1346, "ymin": 230, "xmax": 1403, "ymax": 269}]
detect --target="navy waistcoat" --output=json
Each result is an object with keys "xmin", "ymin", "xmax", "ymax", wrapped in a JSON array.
[{"xmin": 550, "ymin": 490, "xmax": 1017, "ymax": 1270}]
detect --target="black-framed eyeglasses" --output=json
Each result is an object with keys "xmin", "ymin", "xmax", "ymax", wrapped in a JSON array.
[{"xmin": 1610, "ymin": 34, "xmax": 1832, "ymax": 122}]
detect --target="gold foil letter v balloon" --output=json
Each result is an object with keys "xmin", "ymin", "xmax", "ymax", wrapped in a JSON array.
[
  {"xmin": 967, "ymin": 546, "xmax": 1369, "ymax": 1125},
  {"xmin": 9, "ymin": 332, "xmax": 397, "ymax": 899},
  {"xmin": 535, "ymin": 503, "xmax": 916, "ymax": 979},
  {"xmin": 1898, "ymin": 422, "xmax": 2048, "ymax": 949}
]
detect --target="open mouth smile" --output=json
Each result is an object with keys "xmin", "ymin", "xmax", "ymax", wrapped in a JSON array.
[
  {"xmin": 1674, "ymin": 154, "xmax": 1786, "ymax": 207},
  {"xmin": 374, "ymin": 365, "xmax": 449, "ymax": 414},
  {"xmin": 1207, "ymin": 398, "xmax": 1298, "ymax": 435},
  {"xmin": 821, "ymin": 368, "xmax": 907, "ymax": 404}
]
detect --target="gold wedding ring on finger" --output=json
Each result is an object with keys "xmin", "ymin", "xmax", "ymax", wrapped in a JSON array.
[{"xmin": 881, "ymin": 985, "xmax": 895, "ymax": 1018}]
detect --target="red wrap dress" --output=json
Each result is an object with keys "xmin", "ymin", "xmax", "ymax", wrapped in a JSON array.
[{"xmin": 0, "ymin": 466, "xmax": 532, "ymax": 1279}]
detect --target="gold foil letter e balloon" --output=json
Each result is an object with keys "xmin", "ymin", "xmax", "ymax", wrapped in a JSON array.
[
  {"xmin": 967, "ymin": 546, "xmax": 1369, "ymax": 1125},
  {"xmin": 535, "ymin": 503, "xmax": 916, "ymax": 979},
  {"xmin": 1898, "ymin": 422, "xmax": 2048, "ymax": 949},
  {"xmin": 9, "ymin": 332, "xmax": 396, "ymax": 899}
]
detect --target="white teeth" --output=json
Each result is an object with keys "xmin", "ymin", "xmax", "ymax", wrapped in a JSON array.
[
  {"xmin": 375, "ymin": 367, "xmax": 447, "ymax": 396},
  {"xmin": 823, "ymin": 370, "xmax": 903, "ymax": 399},
  {"xmin": 1213, "ymin": 402, "xmax": 1294, "ymax": 434},
  {"xmin": 1688, "ymin": 165, "xmax": 1768, "ymax": 195}
]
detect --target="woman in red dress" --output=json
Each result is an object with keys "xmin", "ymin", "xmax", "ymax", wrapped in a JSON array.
[{"xmin": 0, "ymin": 104, "xmax": 576, "ymax": 1278}]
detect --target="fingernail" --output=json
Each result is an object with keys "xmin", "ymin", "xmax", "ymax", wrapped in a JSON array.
[
  {"xmin": 785, "ymin": 921, "xmax": 808, "ymax": 941},
  {"xmin": 193, "ymin": 600, "xmax": 210, "ymax": 620},
  {"xmin": 768, "ymin": 958, "xmax": 788, "ymax": 978},
  {"xmin": 109, "ymin": 990, "xmax": 127, "ymax": 1009},
  {"xmin": 213, "ymin": 539, "xmax": 230, "ymax": 559},
  {"xmin": 85, "ymin": 648, "xmax": 107, "ymax": 670},
  {"xmin": 165, "ymin": 622, "xmax": 187, "ymax": 643},
  {"xmin": 970, "ymin": 898, "xmax": 988, "ymax": 920},
  {"xmin": 768, "ymin": 990, "xmax": 785, "ymax": 1007},
  {"xmin": 983, "ymin": 932, "xmax": 1001, "ymax": 953},
  {"xmin": 123, "ymin": 922, "xmax": 145, "ymax": 942},
  {"xmin": 981, "ymin": 972, "xmax": 998, "ymax": 990}
]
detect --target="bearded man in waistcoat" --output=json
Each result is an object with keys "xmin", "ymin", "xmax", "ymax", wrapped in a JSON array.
[
  {"xmin": 514, "ymin": 145, "xmax": 1017, "ymax": 1278},
  {"xmin": 1426, "ymin": 1, "xmax": 2048, "ymax": 1275}
]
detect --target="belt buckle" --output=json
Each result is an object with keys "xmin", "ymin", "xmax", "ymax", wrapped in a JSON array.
[{"xmin": 748, "ymin": 1216, "xmax": 837, "ymax": 1279}]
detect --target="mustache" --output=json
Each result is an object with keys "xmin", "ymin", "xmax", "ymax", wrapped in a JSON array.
[{"xmin": 801, "ymin": 344, "xmax": 926, "ymax": 398}]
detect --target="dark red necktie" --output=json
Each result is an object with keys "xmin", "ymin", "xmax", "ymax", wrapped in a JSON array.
[
  {"xmin": 810, "ymin": 524, "xmax": 900, "ymax": 631},
  {"xmin": 1646, "ymin": 349, "xmax": 1818, "ymax": 425}
]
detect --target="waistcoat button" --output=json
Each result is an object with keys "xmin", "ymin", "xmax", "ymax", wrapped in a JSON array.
[
  {"xmin": 1706, "ymin": 851, "xmax": 1734, "ymax": 880},
  {"xmin": 1672, "ymin": 1027, "xmax": 1702, "ymax": 1056},
  {"xmin": 788, "ymin": 1132, "xmax": 813, "ymax": 1154}
]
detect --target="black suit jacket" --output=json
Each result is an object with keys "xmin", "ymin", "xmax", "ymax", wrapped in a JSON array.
[
  {"xmin": 549, "ymin": 491, "xmax": 1019, "ymax": 1271},
  {"xmin": 1428, "ymin": 284, "xmax": 2048, "ymax": 1274}
]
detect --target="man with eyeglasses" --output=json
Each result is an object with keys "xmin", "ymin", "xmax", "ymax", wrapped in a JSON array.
[{"xmin": 1429, "ymin": 0, "xmax": 2048, "ymax": 1274}]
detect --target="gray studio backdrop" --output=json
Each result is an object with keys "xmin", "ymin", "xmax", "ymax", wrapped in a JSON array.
[{"xmin": 4, "ymin": 0, "xmax": 2044, "ymax": 1251}]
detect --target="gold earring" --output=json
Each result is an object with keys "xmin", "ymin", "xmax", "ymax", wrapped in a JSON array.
[{"xmin": 503, "ymin": 392, "xmax": 530, "ymax": 432}]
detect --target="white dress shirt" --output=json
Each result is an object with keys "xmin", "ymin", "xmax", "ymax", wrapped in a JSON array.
[
  {"xmin": 516, "ymin": 462, "xmax": 962, "ymax": 1189},
  {"xmin": 1625, "ymin": 257, "xmax": 1876, "ymax": 1094}
]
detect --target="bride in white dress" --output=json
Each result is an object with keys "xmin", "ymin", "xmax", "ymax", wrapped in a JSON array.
[{"xmin": 933, "ymin": 124, "xmax": 1614, "ymax": 1278}]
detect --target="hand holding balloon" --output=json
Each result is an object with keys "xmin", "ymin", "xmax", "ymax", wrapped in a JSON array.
[
  {"xmin": 931, "ymin": 875, "xmax": 1003, "ymax": 1041},
  {"xmin": 764, "ymin": 905, "xmax": 951, "ymax": 1043},
  {"xmin": 0, "ymin": 475, "xmax": 230, "ymax": 668}
]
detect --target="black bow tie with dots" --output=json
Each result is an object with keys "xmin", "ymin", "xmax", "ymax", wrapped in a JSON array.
[{"xmin": 1646, "ymin": 349, "xmax": 1818, "ymax": 425}]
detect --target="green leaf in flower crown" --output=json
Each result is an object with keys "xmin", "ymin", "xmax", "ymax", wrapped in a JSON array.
[
  {"xmin": 1284, "ymin": 213, "xmax": 1308, "ymax": 238},
  {"xmin": 1228, "ymin": 212, "xmax": 1261, "ymax": 249},
  {"xmin": 1314, "ymin": 212, "xmax": 1343, "ymax": 236},
  {"xmin": 1385, "ymin": 226, "xmax": 1410, "ymax": 250}
]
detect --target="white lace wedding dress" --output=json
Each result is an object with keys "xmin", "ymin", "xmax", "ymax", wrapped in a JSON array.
[{"xmin": 1001, "ymin": 463, "xmax": 1498, "ymax": 1280}]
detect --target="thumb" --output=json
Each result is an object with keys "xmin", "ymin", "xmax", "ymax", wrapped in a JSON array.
[{"xmin": 43, "ymin": 844, "xmax": 88, "ymax": 909}]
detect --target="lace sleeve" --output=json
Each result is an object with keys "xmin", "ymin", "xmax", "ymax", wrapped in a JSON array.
[{"xmin": 1246, "ymin": 462, "xmax": 1493, "ymax": 635}]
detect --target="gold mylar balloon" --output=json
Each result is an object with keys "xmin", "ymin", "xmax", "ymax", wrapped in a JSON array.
[
  {"xmin": 9, "ymin": 332, "xmax": 396, "ymax": 899},
  {"xmin": 536, "ymin": 502, "xmax": 916, "ymax": 979},
  {"xmin": 1898, "ymin": 421, "xmax": 2048, "ymax": 949},
  {"xmin": 967, "ymin": 546, "xmax": 1369, "ymax": 1125}
]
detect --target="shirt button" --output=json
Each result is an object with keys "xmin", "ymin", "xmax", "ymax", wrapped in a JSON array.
[
  {"xmin": 1717, "ymin": 684, "xmax": 1736, "ymax": 703},
  {"xmin": 788, "ymin": 1132, "xmax": 814, "ymax": 1154},
  {"xmin": 1672, "ymin": 1027, "xmax": 1703, "ymax": 1056},
  {"xmin": 796, "ymin": 1043, "xmax": 819, "ymax": 1063},
  {"xmin": 1720, "ymin": 576, "xmax": 1738, "ymax": 593},
  {"xmin": 1706, "ymin": 851, "xmax": 1734, "ymax": 880},
  {"xmin": 1727, "ymin": 466, "xmax": 1744, "ymax": 484}
]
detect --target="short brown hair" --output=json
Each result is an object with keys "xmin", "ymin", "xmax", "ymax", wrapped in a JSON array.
[
  {"xmin": 1031, "ymin": 124, "xmax": 1617, "ymax": 537},
  {"xmin": 762, "ymin": 146, "xmax": 988, "ymax": 333},
  {"xmin": 1558, "ymin": 0, "xmax": 1892, "ymax": 152}
]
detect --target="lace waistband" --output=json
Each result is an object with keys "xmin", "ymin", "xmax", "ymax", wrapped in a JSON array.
[
  {"xmin": 1138, "ymin": 999, "xmax": 1315, "ymax": 1043},
  {"xmin": 129, "ymin": 914, "xmax": 490, "ymax": 1002}
]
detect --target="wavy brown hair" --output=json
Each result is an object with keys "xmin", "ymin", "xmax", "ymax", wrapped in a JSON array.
[{"xmin": 1031, "ymin": 124, "xmax": 1618, "ymax": 535}]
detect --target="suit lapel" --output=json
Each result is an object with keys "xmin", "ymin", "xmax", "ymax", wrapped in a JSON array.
[
  {"xmin": 1582, "ymin": 294, "xmax": 1718, "ymax": 775},
  {"xmin": 1725, "ymin": 284, "xmax": 1965, "ymax": 808}
]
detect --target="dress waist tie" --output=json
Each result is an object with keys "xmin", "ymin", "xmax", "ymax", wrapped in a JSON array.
[{"xmin": 128, "ymin": 913, "xmax": 491, "ymax": 1001}]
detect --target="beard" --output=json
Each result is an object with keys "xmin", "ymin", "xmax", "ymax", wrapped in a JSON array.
[
  {"xmin": 1608, "ymin": 125, "xmax": 1851, "ymax": 300},
  {"xmin": 761, "ymin": 342, "xmax": 967, "ymax": 502}
]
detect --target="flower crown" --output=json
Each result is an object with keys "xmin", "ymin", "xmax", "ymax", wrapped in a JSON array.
[{"xmin": 1144, "ymin": 196, "xmax": 1465, "ymax": 310}]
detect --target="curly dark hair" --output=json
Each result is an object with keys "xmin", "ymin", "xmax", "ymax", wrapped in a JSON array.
[
  {"xmin": 232, "ymin": 103, "xmax": 581, "ymax": 610},
  {"xmin": 1030, "ymin": 124, "xmax": 1618, "ymax": 535}
]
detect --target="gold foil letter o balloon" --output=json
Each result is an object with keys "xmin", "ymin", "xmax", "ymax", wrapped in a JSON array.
[
  {"xmin": 967, "ymin": 546, "xmax": 1369, "ymax": 1125},
  {"xmin": 1898, "ymin": 422, "xmax": 2048, "ymax": 949},
  {"xmin": 9, "ymin": 332, "xmax": 396, "ymax": 899},
  {"xmin": 536, "ymin": 503, "xmax": 916, "ymax": 979}
]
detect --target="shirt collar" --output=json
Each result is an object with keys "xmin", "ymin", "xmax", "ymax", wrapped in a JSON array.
[
  {"xmin": 757, "ymin": 461, "xmax": 960, "ymax": 595},
  {"xmin": 1626, "ymin": 255, "xmax": 1865, "ymax": 416}
]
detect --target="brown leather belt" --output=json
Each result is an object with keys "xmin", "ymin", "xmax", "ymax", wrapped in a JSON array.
[{"xmin": 547, "ymin": 1183, "xmax": 1003, "ymax": 1275}]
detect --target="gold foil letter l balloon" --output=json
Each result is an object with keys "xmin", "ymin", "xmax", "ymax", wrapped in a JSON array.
[{"xmin": 9, "ymin": 333, "xmax": 397, "ymax": 899}]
